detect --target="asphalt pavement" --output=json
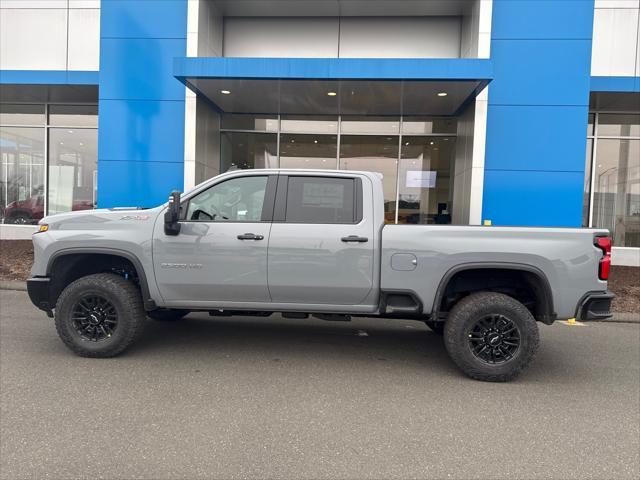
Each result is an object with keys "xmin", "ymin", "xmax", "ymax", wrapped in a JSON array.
[{"xmin": 1, "ymin": 289, "xmax": 639, "ymax": 480}]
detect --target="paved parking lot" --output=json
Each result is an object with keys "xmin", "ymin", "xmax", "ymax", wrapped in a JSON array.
[{"xmin": 1, "ymin": 289, "xmax": 639, "ymax": 480}]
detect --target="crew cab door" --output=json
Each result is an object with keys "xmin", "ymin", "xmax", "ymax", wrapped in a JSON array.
[
  {"xmin": 267, "ymin": 174, "xmax": 374, "ymax": 305},
  {"xmin": 153, "ymin": 174, "xmax": 276, "ymax": 303}
]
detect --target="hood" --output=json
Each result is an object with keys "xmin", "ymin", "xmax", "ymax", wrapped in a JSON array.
[{"xmin": 41, "ymin": 206, "xmax": 163, "ymax": 230}]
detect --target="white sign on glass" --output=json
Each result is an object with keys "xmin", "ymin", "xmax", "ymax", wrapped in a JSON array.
[
  {"xmin": 48, "ymin": 165, "xmax": 75, "ymax": 215},
  {"xmin": 406, "ymin": 170, "xmax": 437, "ymax": 188}
]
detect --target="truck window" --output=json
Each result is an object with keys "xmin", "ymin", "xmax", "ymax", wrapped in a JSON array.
[
  {"xmin": 285, "ymin": 177, "xmax": 356, "ymax": 224},
  {"xmin": 186, "ymin": 176, "xmax": 268, "ymax": 222}
]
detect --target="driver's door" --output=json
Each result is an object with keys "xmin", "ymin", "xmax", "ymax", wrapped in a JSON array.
[{"xmin": 153, "ymin": 174, "xmax": 276, "ymax": 304}]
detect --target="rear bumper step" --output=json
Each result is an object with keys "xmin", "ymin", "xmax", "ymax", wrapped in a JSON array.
[{"xmin": 576, "ymin": 291, "xmax": 615, "ymax": 321}]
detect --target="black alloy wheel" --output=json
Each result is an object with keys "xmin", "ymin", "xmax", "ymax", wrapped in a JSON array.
[
  {"xmin": 71, "ymin": 294, "xmax": 118, "ymax": 342},
  {"xmin": 468, "ymin": 314, "xmax": 521, "ymax": 364},
  {"xmin": 55, "ymin": 273, "xmax": 146, "ymax": 357},
  {"xmin": 443, "ymin": 291, "xmax": 539, "ymax": 382}
]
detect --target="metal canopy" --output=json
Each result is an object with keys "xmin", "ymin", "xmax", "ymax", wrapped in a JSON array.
[{"xmin": 174, "ymin": 57, "xmax": 492, "ymax": 116}]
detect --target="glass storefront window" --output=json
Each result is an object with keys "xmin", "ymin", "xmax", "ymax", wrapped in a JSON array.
[
  {"xmin": 219, "ymin": 115, "xmax": 458, "ymax": 225},
  {"xmin": 49, "ymin": 105, "xmax": 98, "ymax": 127},
  {"xmin": 280, "ymin": 115, "xmax": 338, "ymax": 134},
  {"xmin": 279, "ymin": 134, "xmax": 337, "ymax": 169},
  {"xmin": 48, "ymin": 128, "xmax": 98, "ymax": 215},
  {"xmin": 399, "ymin": 137, "xmax": 454, "ymax": 224},
  {"xmin": 341, "ymin": 116, "xmax": 400, "ymax": 135},
  {"xmin": 583, "ymin": 138, "xmax": 593, "ymax": 227},
  {"xmin": 339, "ymin": 135, "xmax": 399, "ymax": 223},
  {"xmin": 221, "ymin": 114, "xmax": 278, "ymax": 132},
  {"xmin": 402, "ymin": 117, "xmax": 457, "ymax": 135},
  {"xmin": 0, "ymin": 104, "xmax": 45, "ymax": 126},
  {"xmin": 220, "ymin": 132, "xmax": 277, "ymax": 171},
  {"xmin": 597, "ymin": 114, "xmax": 640, "ymax": 137},
  {"xmin": 0, "ymin": 127, "xmax": 45, "ymax": 224},
  {"xmin": 592, "ymin": 139, "xmax": 640, "ymax": 248}
]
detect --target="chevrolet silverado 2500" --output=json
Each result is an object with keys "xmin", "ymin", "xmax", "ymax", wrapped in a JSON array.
[{"xmin": 27, "ymin": 169, "xmax": 614, "ymax": 381}]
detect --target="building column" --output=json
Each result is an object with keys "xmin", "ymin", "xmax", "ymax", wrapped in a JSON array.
[
  {"xmin": 97, "ymin": 0, "xmax": 188, "ymax": 208},
  {"xmin": 482, "ymin": 0, "xmax": 595, "ymax": 227}
]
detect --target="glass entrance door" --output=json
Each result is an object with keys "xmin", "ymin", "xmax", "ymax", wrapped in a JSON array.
[{"xmin": 219, "ymin": 114, "xmax": 457, "ymax": 224}]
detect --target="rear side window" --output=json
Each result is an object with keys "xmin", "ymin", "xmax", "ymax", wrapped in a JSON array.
[{"xmin": 285, "ymin": 177, "xmax": 356, "ymax": 224}]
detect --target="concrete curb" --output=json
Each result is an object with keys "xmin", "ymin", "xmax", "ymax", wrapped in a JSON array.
[
  {"xmin": 594, "ymin": 312, "xmax": 640, "ymax": 323},
  {"xmin": 0, "ymin": 281, "xmax": 26, "ymax": 291},
  {"xmin": 1, "ymin": 281, "xmax": 636, "ymax": 322}
]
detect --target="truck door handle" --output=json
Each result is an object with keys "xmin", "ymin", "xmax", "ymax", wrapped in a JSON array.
[
  {"xmin": 341, "ymin": 235, "xmax": 368, "ymax": 243},
  {"xmin": 237, "ymin": 233, "xmax": 264, "ymax": 241}
]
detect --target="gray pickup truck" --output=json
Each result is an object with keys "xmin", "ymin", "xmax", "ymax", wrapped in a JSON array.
[{"xmin": 27, "ymin": 169, "xmax": 614, "ymax": 381}]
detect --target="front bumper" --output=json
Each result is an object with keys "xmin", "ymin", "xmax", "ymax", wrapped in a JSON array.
[
  {"xmin": 26, "ymin": 277, "xmax": 53, "ymax": 315},
  {"xmin": 576, "ymin": 291, "xmax": 615, "ymax": 321}
]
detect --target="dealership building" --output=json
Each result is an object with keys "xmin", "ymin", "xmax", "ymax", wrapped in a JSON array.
[{"xmin": 0, "ymin": 0, "xmax": 639, "ymax": 264}]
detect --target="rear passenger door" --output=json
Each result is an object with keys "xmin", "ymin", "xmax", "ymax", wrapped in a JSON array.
[{"xmin": 267, "ymin": 174, "xmax": 374, "ymax": 305}]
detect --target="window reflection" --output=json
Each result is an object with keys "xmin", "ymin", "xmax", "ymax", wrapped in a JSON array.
[
  {"xmin": 280, "ymin": 115, "xmax": 338, "ymax": 134},
  {"xmin": 592, "ymin": 139, "xmax": 640, "ymax": 248},
  {"xmin": 48, "ymin": 128, "xmax": 97, "ymax": 215},
  {"xmin": 402, "ymin": 117, "xmax": 457, "ymax": 135},
  {"xmin": 221, "ymin": 114, "xmax": 278, "ymax": 132},
  {"xmin": 597, "ymin": 114, "xmax": 639, "ymax": 137},
  {"xmin": 0, "ymin": 104, "xmax": 45, "ymax": 126},
  {"xmin": 399, "ymin": 137, "xmax": 454, "ymax": 224},
  {"xmin": 0, "ymin": 127, "xmax": 45, "ymax": 224},
  {"xmin": 279, "ymin": 134, "xmax": 337, "ymax": 169},
  {"xmin": 339, "ymin": 135, "xmax": 398, "ymax": 223},
  {"xmin": 583, "ymin": 139, "xmax": 593, "ymax": 227},
  {"xmin": 49, "ymin": 105, "xmax": 98, "ymax": 127},
  {"xmin": 221, "ymin": 132, "xmax": 277, "ymax": 171},
  {"xmin": 218, "ymin": 115, "xmax": 459, "ymax": 224},
  {"xmin": 341, "ymin": 116, "xmax": 399, "ymax": 135}
]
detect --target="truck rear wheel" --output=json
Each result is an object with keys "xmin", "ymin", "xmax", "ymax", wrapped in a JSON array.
[
  {"xmin": 444, "ymin": 292, "xmax": 539, "ymax": 382},
  {"xmin": 54, "ymin": 273, "xmax": 146, "ymax": 357}
]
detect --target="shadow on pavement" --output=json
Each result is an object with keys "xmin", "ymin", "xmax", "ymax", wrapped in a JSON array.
[{"xmin": 131, "ymin": 313, "xmax": 457, "ymax": 372}]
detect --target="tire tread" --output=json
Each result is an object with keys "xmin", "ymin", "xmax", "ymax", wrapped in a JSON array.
[
  {"xmin": 444, "ymin": 291, "xmax": 539, "ymax": 382},
  {"xmin": 54, "ymin": 273, "xmax": 146, "ymax": 357}
]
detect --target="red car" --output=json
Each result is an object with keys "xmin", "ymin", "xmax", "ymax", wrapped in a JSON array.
[{"xmin": 3, "ymin": 195, "xmax": 94, "ymax": 224}]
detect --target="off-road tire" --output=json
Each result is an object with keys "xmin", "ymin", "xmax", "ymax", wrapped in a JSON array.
[
  {"xmin": 54, "ymin": 273, "xmax": 146, "ymax": 357},
  {"xmin": 148, "ymin": 309, "xmax": 189, "ymax": 322},
  {"xmin": 425, "ymin": 320, "xmax": 444, "ymax": 335},
  {"xmin": 444, "ymin": 292, "xmax": 539, "ymax": 382}
]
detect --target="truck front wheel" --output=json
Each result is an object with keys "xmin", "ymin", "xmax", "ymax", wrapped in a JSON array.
[
  {"xmin": 444, "ymin": 292, "xmax": 539, "ymax": 382},
  {"xmin": 54, "ymin": 273, "xmax": 146, "ymax": 357}
]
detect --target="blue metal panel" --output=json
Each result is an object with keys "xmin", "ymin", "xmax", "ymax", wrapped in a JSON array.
[
  {"xmin": 483, "ymin": 170, "xmax": 585, "ymax": 227},
  {"xmin": 483, "ymin": 1, "xmax": 595, "ymax": 227},
  {"xmin": 98, "ymin": 0, "xmax": 187, "ymax": 208},
  {"xmin": 97, "ymin": 161, "xmax": 184, "ymax": 208},
  {"xmin": 489, "ymin": 40, "xmax": 592, "ymax": 106},
  {"xmin": 591, "ymin": 76, "xmax": 640, "ymax": 93},
  {"xmin": 491, "ymin": 0, "xmax": 594, "ymax": 40},
  {"xmin": 100, "ymin": 38, "xmax": 187, "ymax": 101},
  {"xmin": 173, "ymin": 57, "xmax": 494, "ymax": 81},
  {"xmin": 0, "ymin": 70, "xmax": 98, "ymax": 85},
  {"xmin": 486, "ymin": 105, "xmax": 589, "ymax": 172},
  {"xmin": 100, "ymin": 0, "xmax": 187, "ymax": 39},
  {"xmin": 98, "ymin": 99, "xmax": 185, "ymax": 164}
]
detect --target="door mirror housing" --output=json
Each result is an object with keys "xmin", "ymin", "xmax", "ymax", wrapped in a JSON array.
[{"xmin": 164, "ymin": 190, "xmax": 182, "ymax": 236}]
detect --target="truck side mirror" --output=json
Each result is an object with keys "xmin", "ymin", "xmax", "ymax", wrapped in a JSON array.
[{"xmin": 164, "ymin": 190, "xmax": 182, "ymax": 236}]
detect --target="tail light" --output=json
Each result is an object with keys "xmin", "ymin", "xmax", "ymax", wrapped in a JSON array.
[{"xmin": 595, "ymin": 236, "xmax": 611, "ymax": 281}]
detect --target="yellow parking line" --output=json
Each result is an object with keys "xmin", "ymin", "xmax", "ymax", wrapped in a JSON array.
[{"xmin": 559, "ymin": 318, "xmax": 587, "ymax": 327}]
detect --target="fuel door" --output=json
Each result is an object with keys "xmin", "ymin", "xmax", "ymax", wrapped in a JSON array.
[{"xmin": 391, "ymin": 253, "xmax": 417, "ymax": 271}]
